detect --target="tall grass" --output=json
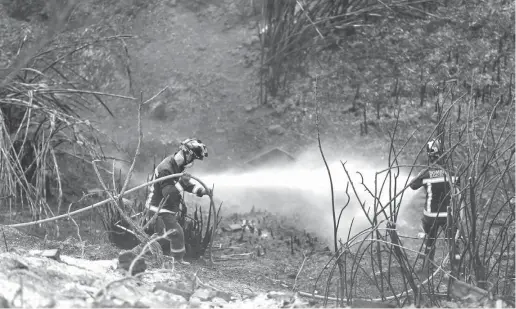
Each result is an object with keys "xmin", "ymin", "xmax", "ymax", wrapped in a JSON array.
[
  {"xmin": 316, "ymin": 87, "xmax": 514, "ymax": 306},
  {"xmin": 0, "ymin": 0, "xmax": 135, "ymax": 226},
  {"xmin": 258, "ymin": 0, "xmax": 432, "ymax": 104}
]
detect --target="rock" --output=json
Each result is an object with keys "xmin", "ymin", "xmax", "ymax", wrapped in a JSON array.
[
  {"xmin": 267, "ymin": 124, "xmax": 286, "ymax": 135},
  {"xmin": 148, "ymin": 100, "xmax": 170, "ymax": 121},
  {"xmin": 285, "ymin": 97, "xmax": 296, "ymax": 107},
  {"xmin": 243, "ymin": 60, "xmax": 253, "ymax": 68},
  {"xmin": 188, "ymin": 296, "xmax": 202, "ymax": 308},
  {"xmin": 352, "ymin": 299, "xmax": 396, "ymax": 308},
  {"xmin": 153, "ymin": 283, "xmax": 193, "ymax": 300},
  {"xmin": 244, "ymin": 104, "xmax": 256, "ymax": 112},
  {"xmin": 229, "ymin": 48, "xmax": 239, "ymax": 56},
  {"xmin": 0, "ymin": 295, "xmax": 8, "ymax": 308},
  {"xmin": 222, "ymin": 224, "xmax": 242, "ymax": 232},
  {"xmin": 191, "ymin": 288, "xmax": 216, "ymax": 301},
  {"xmin": 166, "ymin": 0, "xmax": 178, "ymax": 7},
  {"xmin": 94, "ymin": 297, "xmax": 132, "ymax": 308},
  {"xmin": 214, "ymin": 291, "xmax": 232, "ymax": 302},
  {"xmin": 242, "ymin": 293, "xmax": 275, "ymax": 307},
  {"xmin": 137, "ymin": 290, "xmax": 188, "ymax": 307},
  {"xmin": 28, "ymin": 249, "xmax": 61, "ymax": 261},
  {"xmin": 155, "ymin": 290, "xmax": 188, "ymax": 303},
  {"xmin": 1, "ymin": 272, "xmax": 56, "ymax": 308},
  {"xmin": 266, "ymin": 291, "xmax": 293, "ymax": 300},
  {"xmin": 0, "ymin": 253, "xmax": 29, "ymax": 271},
  {"xmin": 211, "ymin": 297, "xmax": 228, "ymax": 306},
  {"xmin": 238, "ymin": 291, "xmax": 310, "ymax": 308},
  {"xmin": 117, "ymin": 251, "xmax": 146, "ymax": 275},
  {"xmin": 273, "ymin": 103, "xmax": 288, "ymax": 116},
  {"xmin": 108, "ymin": 284, "xmax": 142, "ymax": 306},
  {"xmin": 243, "ymin": 34, "xmax": 261, "ymax": 47}
]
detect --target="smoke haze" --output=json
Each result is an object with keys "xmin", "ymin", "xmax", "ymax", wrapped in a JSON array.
[{"xmin": 186, "ymin": 147, "xmax": 421, "ymax": 243}]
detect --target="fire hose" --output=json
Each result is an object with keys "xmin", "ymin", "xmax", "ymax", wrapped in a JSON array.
[{"xmin": 4, "ymin": 172, "xmax": 212, "ymax": 228}]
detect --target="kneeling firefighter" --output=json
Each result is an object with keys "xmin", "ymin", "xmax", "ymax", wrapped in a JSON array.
[{"xmin": 145, "ymin": 138, "xmax": 211, "ymax": 264}]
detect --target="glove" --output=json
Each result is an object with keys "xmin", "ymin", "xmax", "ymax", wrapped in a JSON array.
[
  {"xmin": 205, "ymin": 188, "xmax": 212, "ymax": 196},
  {"xmin": 195, "ymin": 187, "xmax": 212, "ymax": 197},
  {"xmin": 409, "ymin": 169, "xmax": 428, "ymax": 190}
]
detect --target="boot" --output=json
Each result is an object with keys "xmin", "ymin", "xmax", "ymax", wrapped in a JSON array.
[
  {"xmin": 168, "ymin": 227, "xmax": 189, "ymax": 264},
  {"xmin": 422, "ymin": 246, "xmax": 435, "ymax": 273}
]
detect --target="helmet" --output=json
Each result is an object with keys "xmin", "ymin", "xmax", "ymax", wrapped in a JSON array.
[
  {"xmin": 426, "ymin": 138, "xmax": 442, "ymax": 159},
  {"xmin": 179, "ymin": 138, "xmax": 208, "ymax": 161}
]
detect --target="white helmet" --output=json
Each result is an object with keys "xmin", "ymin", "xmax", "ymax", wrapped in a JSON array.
[
  {"xmin": 426, "ymin": 138, "xmax": 442, "ymax": 160},
  {"xmin": 180, "ymin": 138, "xmax": 208, "ymax": 160}
]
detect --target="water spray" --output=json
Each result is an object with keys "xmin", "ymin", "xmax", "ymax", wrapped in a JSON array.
[{"xmin": 187, "ymin": 153, "xmax": 420, "ymax": 243}]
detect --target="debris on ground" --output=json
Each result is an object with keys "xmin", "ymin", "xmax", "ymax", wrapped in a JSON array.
[{"xmin": 0, "ymin": 248, "xmax": 314, "ymax": 308}]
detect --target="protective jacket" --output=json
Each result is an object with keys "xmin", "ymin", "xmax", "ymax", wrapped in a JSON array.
[
  {"xmin": 145, "ymin": 153, "xmax": 204, "ymax": 213},
  {"xmin": 410, "ymin": 168, "xmax": 459, "ymax": 218}
]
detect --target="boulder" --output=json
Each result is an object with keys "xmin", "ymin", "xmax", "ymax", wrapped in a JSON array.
[
  {"xmin": 267, "ymin": 124, "xmax": 286, "ymax": 135},
  {"xmin": 28, "ymin": 249, "xmax": 61, "ymax": 261},
  {"xmin": 153, "ymin": 283, "xmax": 193, "ymax": 300},
  {"xmin": 117, "ymin": 250, "xmax": 147, "ymax": 275},
  {"xmin": 244, "ymin": 104, "xmax": 256, "ymax": 112},
  {"xmin": 191, "ymin": 288, "xmax": 217, "ymax": 301}
]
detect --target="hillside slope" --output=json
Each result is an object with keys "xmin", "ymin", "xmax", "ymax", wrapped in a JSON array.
[{"xmin": 93, "ymin": 1, "xmax": 306, "ymax": 173}]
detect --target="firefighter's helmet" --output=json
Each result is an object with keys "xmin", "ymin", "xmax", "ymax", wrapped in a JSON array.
[
  {"xmin": 426, "ymin": 138, "xmax": 442, "ymax": 160},
  {"xmin": 180, "ymin": 138, "xmax": 208, "ymax": 161}
]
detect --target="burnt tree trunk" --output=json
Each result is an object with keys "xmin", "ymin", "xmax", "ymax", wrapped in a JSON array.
[
  {"xmin": 376, "ymin": 100, "xmax": 380, "ymax": 120},
  {"xmin": 352, "ymin": 84, "xmax": 361, "ymax": 111},
  {"xmin": 362, "ymin": 105, "xmax": 368, "ymax": 135},
  {"xmin": 507, "ymin": 73, "xmax": 513, "ymax": 105},
  {"xmin": 419, "ymin": 67, "xmax": 426, "ymax": 106},
  {"xmin": 392, "ymin": 77, "xmax": 399, "ymax": 97},
  {"xmin": 395, "ymin": 84, "xmax": 401, "ymax": 106}
]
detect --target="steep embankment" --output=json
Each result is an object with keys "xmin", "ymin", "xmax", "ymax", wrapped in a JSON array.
[{"xmin": 95, "ymin": 1, "xmax": 292, "ymax": 173}]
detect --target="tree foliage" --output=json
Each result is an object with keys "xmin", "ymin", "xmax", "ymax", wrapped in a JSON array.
[
  {"xmin": 260, "ymin": 0, "xmax": 515, "ymax": 124},
  {"xmin": 0, "ymin": 0, "xmax": 133, "ymax": 223}
]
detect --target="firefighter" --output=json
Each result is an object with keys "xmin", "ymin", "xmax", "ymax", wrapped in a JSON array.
[
  {"xmin": 409, "ymin": 138, "xmax": 460, "ymax": 269},
  {"xmin": 145, "ymin": 138, "xmax": 211, "ymax": 264}
]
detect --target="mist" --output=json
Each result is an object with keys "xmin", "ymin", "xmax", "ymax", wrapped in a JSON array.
[
  {"xmin": 186, "ymin": 148, "xmax": 421, "ymax": 243},
  {"xmin": 110, "ymin": 144, "xmax": 423, "ymax": 245}
]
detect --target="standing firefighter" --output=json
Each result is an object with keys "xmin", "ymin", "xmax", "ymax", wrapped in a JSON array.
[
  {"xmin": 145, "ymin": 138, "xmax": 211, "ymax": 264},
  {"xmin": 409, "ymin": 138, "xmax": 460, "ymax": 269}
]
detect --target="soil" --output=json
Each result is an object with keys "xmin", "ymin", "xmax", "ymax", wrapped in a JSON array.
[
  {"xmin": 0, "ymin": 0, "xmax": 440, "ymax": 305},
  {"xmin": 0, "ymin": 0, "xmax": 513, "ymax": 308}
]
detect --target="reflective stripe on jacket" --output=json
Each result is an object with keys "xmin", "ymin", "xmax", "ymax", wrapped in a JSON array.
[{"xmin": 410, "ymin": 168, "xmax": 459, "ymax": 217}]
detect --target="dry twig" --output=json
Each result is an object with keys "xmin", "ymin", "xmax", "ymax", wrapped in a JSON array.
[{"xmin": 293, "ymin": 251, "xmax": 308, "ymax": 291}]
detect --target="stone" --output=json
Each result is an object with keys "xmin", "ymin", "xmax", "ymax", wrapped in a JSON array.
[
  {"xmin": 109, "ymin": 284, "xmax": 142, "ymax": 306},
  {"xmin": 0, "ymin": 254, "xmax": 29, "ymax": 271},
  {"xmin": 267, "ymin": 124, "xmax": 286, "ymax": 135},
  {"xmin": 153, "ymin": 283, "xmax": 193, "ymax": 300},
  {"xmin": 244, "ymin": 34, "xmax": 261, "ymax": 47},
  {"xmin": 0, "ymin": 295, "xmax": 8, "ymax": 308},
  {"xmin": 273, "ymin": 103, "xmax": 288, "ymax": 116},
  {"xmin": 28, "ymin": 249, "xmax": 61, "ymax": 261},
  {"xmin": 211, "ymin": 297, "xmax": 228, "ymax": 306},
  {"xmin": 188, "ymin": 296, "xmax": 202, "ymax": 308},
  {"xmin": 244, "ymin": 104, "xmax": 255, "ymax": 112},
  {"xmin": 149, "ymin": 100, "xmax": 169, "ymax": 121},
  {"xmin": 222, "ymin": 224, "xmax": 242, "ymax": 232},
  {"xmin": 214, "ymin": 291, "xmax": 232, "ymax": 302},
  {"xmin": 137, "ymin": 290, "xmax": 188, "ymax": 307},
  {"xmin": 117, "ymin": 251, "xmax": 146, "ymax": 275},
  {"xmin": 166, "ymin": 0, "xmax": 178, "ymax": 7},
  {"xmin": 191, "ymin": 288, "xmax": 216, "ymax": 301}
]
